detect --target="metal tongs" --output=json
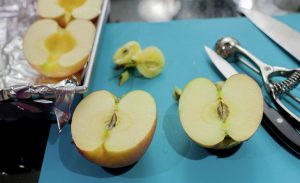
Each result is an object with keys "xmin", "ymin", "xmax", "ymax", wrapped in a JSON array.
[{"xmin": 215, "ymin": 37, "xmax": 300, "ymax": 126}]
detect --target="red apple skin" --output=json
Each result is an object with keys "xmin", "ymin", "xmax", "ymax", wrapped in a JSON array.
[{"xmin": 77, "ymin": 116, "xmax": 157, "ymax": 168}]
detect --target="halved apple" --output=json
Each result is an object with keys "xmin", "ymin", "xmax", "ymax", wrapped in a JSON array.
[
  {"xmin": 178, "ymin": 74, "xmax": 263, "ymax": 149},
  {"xmin": 23, "ymin": 19, "xmax": 96, "ymax": 78},
  {"xmin": 38, "ymin": 0, "xmax": 103, "ymax": 27},
  {"xmin": 71, "ymin": 90, "xmax": 157, "ymax": 168}
]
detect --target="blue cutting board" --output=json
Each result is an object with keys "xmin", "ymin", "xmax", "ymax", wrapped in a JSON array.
[{"xmin": 39, "ymin": 14, "xmax": 300, "ymax": 183}]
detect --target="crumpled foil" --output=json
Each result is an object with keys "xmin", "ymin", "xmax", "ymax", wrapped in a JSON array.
[
  {"xmin": 0, "ymin": 0, "xmax": 38, "ymax": 88},
  {"xmin": 0, "ymin": 0, "xmax": 78, "ymax": 132},
  {"xmin": 1, "ymin": 37, "xmax": 39, "ymax": 88}
]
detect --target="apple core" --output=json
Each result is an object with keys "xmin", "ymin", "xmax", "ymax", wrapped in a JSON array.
[
  {"xmin": 23, "ymin": 19, "xmax": 96, "ymax": 78},
  {"xmin": 45, "ymin": 29, "xmax": 76, "ymax": 58},
  {"xmin": 217, "ymin": 100, "xmax": 229, "ymax": 122}
]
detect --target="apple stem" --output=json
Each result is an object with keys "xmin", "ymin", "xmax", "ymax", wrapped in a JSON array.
[
  {"xmin": 173, "ymin": 87, "xmax": 182, "ymax": 101},
  {"xmin": 107, "ymin": 113, "xmax": 117, "ymax": 130}
]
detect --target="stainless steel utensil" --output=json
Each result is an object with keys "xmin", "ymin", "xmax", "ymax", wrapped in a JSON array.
[
  {"xmin": 204, "ymin": 46, "xmax": 300, "ymax": 155},
  {"xmin": 215, "ymin": 37, "xmax": 300, "ymax": 126},
  {"xmin": 240, "ymin": 8, "xmax": 300, "ymax": 64}
]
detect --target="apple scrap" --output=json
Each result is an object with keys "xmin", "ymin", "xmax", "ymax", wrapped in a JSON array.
[
  {"xmin": 177, "ymin": 74, "xmax": 264, "ymax": 149},
  {"xmin": 23, "ymin": 19, "xmax": 96, "ymax": 78},
  {"xmin": 173, "ymin": 87, "xmax": 182, "ymax": 101},
  {"xmin": 71, "ymin": 90, "xmax": 157, "ymax": 168},
  {"xmin": 38, "ymin": 0, "xmax": 103, "ymax": 27},
  {"xmin": 113, "ymin": 41, "xmax": 165, "ymax": 85}
]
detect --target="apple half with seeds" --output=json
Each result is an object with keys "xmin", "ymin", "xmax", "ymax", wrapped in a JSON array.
[
  {"xmin": 71, "ymin": 90, "xmax": 157, "ymax": 168},
  {"xmin": 38, "ymin": 0, "xmax": 103, "ymax": 27},
  {"xmin": 178, "ymin": 74, "xmax": 263, "ymax": 149},
  {"xmin": 23, "ymin": 19, "xmax": 96, "ymax": 78}
]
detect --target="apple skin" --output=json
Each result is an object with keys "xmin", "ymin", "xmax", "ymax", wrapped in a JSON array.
[
  {"xmin": 77, "ymin": 116, "xmax": 156, "ymax": 168},
  {"xmin": 209, "ymin": 137, "xmax": 240, "ymax": 150},
  {"xmin": 35, "ymin": 70, "xmax": 83, "ymax": 84},
  {"xmin": 55, "ymin": 14, "xmax": 69, "ymax": 28},
  {"xmin": 53, "ymin": 14, "xmax": 100, "ymax": 28},
  {"xmin": 54, "ymin": 16, "xmax": 99, "ymax": 28}
]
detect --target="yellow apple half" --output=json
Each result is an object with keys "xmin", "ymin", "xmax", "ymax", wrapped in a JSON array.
[
  {"xmin": 38, "ymin": 0, "xmax": 103, "ymax": 27},
  {"xmin": 178, "ymin": 74, "xmax": 264, "ymax": 149},
  {"xmin": 71, "ymin": 90, "xmax": 157, "ymax": 168},
  {"xmin": 23, "ymin": 19, "xmax": 96, "ymax": 78}
]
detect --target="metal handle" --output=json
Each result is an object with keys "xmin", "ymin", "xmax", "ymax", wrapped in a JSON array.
[
  {"xmin": 263, "ymin": 101, "xmax": 300, "ymax": 155},
  {"xmin": 216, "ymin": 36, "xmax": 300, "ymax": 127}
]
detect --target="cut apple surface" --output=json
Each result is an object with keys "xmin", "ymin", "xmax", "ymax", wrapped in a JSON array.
[
  {"xmin": 38, "ymin": 0, "xmax": 103, "ymax": 27},
  {"xmin": 112, "ymin": 41, "xmax": 165, "ymax": 85},
  {"xmin": 113, "ymin": 41, "xmax": 141, "ymax": 65},
  {"xmin": 178, "ymin": 74, "xmax": 263, "ymax": 149},
  {"xmin": 23, "ymin": 19, "xmax": 96, "ymax": 78},
  {"xmin": 71, "ymin": 90, "xmax": 157, "ymax": 168},
  {"xmin": 135, "ymin": 46, "xmax": 165, "ymax": 78}
]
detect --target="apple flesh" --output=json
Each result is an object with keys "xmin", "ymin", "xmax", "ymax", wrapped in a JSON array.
[
  {"xmin": 23, "ymin": 19, "xmax": 96, "ymax": 78},
  {"xmin": 38, "ymin": 0, "xmax": 103, "ymax": 27},
  {"xmin": 135, "ymin": 46, "xmax": 165, "ymax": 78},
  {"xmin": 178, "ymin": 74, "xmax": 263, "ymax": 149},
  {"xmin": 71, "ymin": 90, "xmax": 157, "ymax": 168}
]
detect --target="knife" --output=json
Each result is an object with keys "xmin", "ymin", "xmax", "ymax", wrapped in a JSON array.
[
  {"xmin": 240, "ymin": 8, "xmax": 300, "ymax": 63},
  {"xmin": 204, "ymin": 46, "xmax": 300, "ymax": 155}
]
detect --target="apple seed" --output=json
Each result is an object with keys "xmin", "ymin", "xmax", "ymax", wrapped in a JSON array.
[
  {"xmin": 217, "ymin": 100, "xmax": 229, "ymax": 122},
  {"xmin": 122, "ymin": 49, "xmax": 129, "ymax": 55},
  {"xmin": 107, "ymin": 113, "xmax": 118, "ymax": 130}
]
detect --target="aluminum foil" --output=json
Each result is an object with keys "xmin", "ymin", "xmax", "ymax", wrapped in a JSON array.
[
  {"xmin": 0, "ymin": 0, "xmax": 78, "ymax": 132},
  {"xmin": 1, "ymin": 37, "xmax": 40, "ymax": 88},
  {"xmin": 0, "ymin": 0, "xmax": 38, "ymax": 88}
]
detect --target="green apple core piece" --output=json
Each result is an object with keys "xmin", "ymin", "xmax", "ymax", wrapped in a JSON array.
[
  {"xmin": 134, "ymin": 46, "xmax": 165, "ymax": 78},
  {"xmin": 113, "ymin": 41, "xmax": 141, "ymax": 65},
  {"xmin": 113, "ymin": 41, "xmax": 165, "ymax": 85}
]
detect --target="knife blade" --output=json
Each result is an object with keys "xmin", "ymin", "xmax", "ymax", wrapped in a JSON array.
[
  {"xmin": 204, "ymin": 46, "xmax": 300, "ymax": 155},
  {"xmin": 240, "ymin": 8, "xmax": 300, "ymax": 63}
]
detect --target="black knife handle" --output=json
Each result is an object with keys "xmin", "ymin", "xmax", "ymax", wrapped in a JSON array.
[{"xmin": 262, "ymin": 101, "xmax": 300, "ymax": 156}]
